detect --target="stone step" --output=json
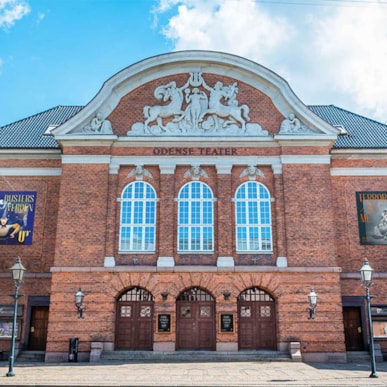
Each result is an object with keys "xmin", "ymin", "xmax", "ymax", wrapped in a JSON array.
[
  {"xmin": 17, "ymin": 351, "xmax": 45, "ymax": 362},
  {"xmin": 346, "ymin": 351, "xmax": 371, "ymax": 363},
  {"xmin": 100, "ymin": 350, "xmax": 291, "ymax": 363}
]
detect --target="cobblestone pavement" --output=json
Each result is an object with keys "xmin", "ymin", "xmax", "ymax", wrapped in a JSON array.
[{"xmin": 1, "ymin": 360, "xmax": 387, "ymax": 386}]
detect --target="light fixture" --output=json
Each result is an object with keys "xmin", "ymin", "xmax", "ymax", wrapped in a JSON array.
[
  {"xmin": 360, "ymin": 259, "xmax": 378, "ymax": 378},
  {"xmin": 6, "ymin": 257, "xmax": 26, "ymax": 377},
  {"xmin": 223, "ymin": 291, "xmax": 231, "ymax": 301},
  {"xmin": 161, "ymin": 291, "xmax": 169, "ymax": 301},
  {"xmin": 75, "ymin": 288, "xmax": 85, "ymax": 319},
  {"xmin": 307, "ymin": 288, "xmax": 317, "ymax": 320}
]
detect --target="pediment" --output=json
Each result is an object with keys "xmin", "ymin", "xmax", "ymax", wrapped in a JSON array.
[{"xmin": 52, "ymin": 51, "xmax": 338, "ymax": 140}]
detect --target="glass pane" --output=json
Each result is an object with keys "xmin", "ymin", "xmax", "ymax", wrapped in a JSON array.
[
  {"xmin": 191, "ymin": 201, "xmax": 200, "ymax": 224},
  {"xmin": 181, "ymin": 306, "xmax": 191, "ymax": 318},
  {"xmin": 200, "ymin": 306, "xmax": 211, "ymax": 317},
  {"xmin": 249, "ymin": 227, "xmax": 259, "ymax": 250},
  {"xmin": 248, "ymin": 202, "xmax": 258, "ymax": 224},
  {"xmin": 179, "ymin": 227, "xmax": 188, "ymax": 250},
  {"xmin": 120, "ymin": 305, "xmax": 131, "ymax": 317},
  {"xmin": 140, "ymin": 305, "xmax": 151, "ymax": 318},
  {"xmin": 240, "ymin": 306, "xmax": 251, "ymax": 318}
]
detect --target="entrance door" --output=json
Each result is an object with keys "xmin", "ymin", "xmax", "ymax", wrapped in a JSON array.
[
  {"xmin": 343, "ymin": 307, "xmax": 364, "ymax": 351},
  {"xmin": 28, "ymin": 306, "xmax": 49, "ymax": 351},
  {"xmin": 176, "ymin": 287, "xmax": 215, "ymax": 350},
  {"xmin": 115, "ymin": 287, "xmax": 154, "ymax": 350},
  {"xmin": 238, "ymin": 287, "xmax": 276, "ymax": 350}
]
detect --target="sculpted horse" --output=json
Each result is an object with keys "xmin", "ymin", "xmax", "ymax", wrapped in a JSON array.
[{"xmin": 143, "ymin": 82, "xmax": 184, "ymax": 132}]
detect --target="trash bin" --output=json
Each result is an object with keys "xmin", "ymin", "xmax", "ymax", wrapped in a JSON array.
[{"xmin": 68, "ymin": 337, "xmax": 79, "ymax": 362}]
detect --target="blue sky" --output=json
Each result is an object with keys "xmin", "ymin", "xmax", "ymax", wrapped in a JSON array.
[{"xmin": 1, "ymin": 0, "xmax": 387, "ymax": 127}]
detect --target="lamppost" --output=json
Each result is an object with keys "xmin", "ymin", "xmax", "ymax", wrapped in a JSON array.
[
  {"xmin": 360, "ymin": 259, "xmax": 378, "ymax": 378},
  {"xmin": 6, "ymin": 257, "xmax": 26, "ymax": 377}
]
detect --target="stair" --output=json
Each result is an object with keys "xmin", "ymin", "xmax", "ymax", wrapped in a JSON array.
[
  {"xmin": 100, "ymin": 350, "xmax": 291, "ymax": 363},
  {"xmin": 17, "ymin": 351, "xmax": 45, "ymax": 363},
  {"xmin": 346, "ymin": 351, "xmax": 370, "ymax": 363}
]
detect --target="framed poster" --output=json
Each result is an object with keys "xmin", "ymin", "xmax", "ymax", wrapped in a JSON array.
[
  {"xmin": 0, "ymin": 191, "xmax": 37, "ymax": 245},
  {"xmin": 0, "ymin": 305, "xmax": 23, "ymax": 317},
  {"xmin": 157, "ymin": 313, "xmax": 171, "ymax": 333},
  {"xmin": 356, "ymin": 192, "xmax": 387, "ymax": 245},
  {"xmin": 0, "ymin": 320, "xmax": 21, "ymax": 340},
  {"xmin": 220, "ymin": 313, "xmax": 234, "ymax": 333}
]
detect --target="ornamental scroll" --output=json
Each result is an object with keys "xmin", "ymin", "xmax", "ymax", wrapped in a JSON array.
[{"xmin": 128, "ymin": 72, "xmax": 268, "ymax": 136}]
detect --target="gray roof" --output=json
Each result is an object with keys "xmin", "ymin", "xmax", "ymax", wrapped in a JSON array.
[
  {"xmin": 0, "ymin": 104, "xmax": 386, "ymax": 149},
  {"xmin": 0, "ymin": 105, "xmax": 83, "ymax": 149},
  {"xmin": 309, "ymin": 105, "xmax": 387, "ymax": 149}
]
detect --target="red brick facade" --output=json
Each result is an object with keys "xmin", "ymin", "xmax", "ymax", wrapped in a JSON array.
[{"xmin": 0, "ymin": 52, "xmax": 385, "ymax": 363}]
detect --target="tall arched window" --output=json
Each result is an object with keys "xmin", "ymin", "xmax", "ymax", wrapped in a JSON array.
[
  {"xmin": 178, "ymin": 182, "xmax": 214, "ymax": 252},
  {"xmin": 234, "ymin": 182, "xmax": 272, "ymax": 252},
  {"xmin": 119, "ymin": 181, "xmax": 157, "ymax": 252}
]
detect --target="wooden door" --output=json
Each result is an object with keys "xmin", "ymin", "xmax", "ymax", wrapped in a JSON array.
[
  {"xmin": 115, "ymin": 287, "xmax": 154, "ymax": 350},
  {"xmin": 343, "ymin": 307, "xmax": 364, "ymax": 351},
  {"xmin": 28, "ymin": 306, "xmax": 49, "ymax": 351},
  {"xmin": 176, "ymin": 287, "xmax": 215, "ymax": 350},
  {"xmin": 238, "ymin": 288, "xmax": 276, "ymax": 350}
]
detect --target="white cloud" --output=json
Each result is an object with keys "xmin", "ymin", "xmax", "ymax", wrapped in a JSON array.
[
  {"xmin": 0, "ymin": 0, "xmax": 30, "ymax": 30},
  {"xmin": 154, "ymin": 0, "xmax": 387, "ymax": 122},
  {"xmin": 156, "ymin": 0, "xmax": 295, "ymax": 64},
  {"xmin": 311, "ymin": 4, "xmax": 387, "ymax": 121}
]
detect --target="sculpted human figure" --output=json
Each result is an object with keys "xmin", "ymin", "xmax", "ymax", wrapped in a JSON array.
[
  {"xmin": 200, "ymin": 79, "xmax": 250, "ymax": 131},
  {"xmin": 184, "ymin": 87, "xmax": 208, "ymax": 128},
  {"xmin": 240, "ymin": 165, "xmax": 265, "ymax": 180},
  {"xmin": 280, "ymin": 113, "xmax": 301, "ymax": 133},
  {"xmin": 83, "ymin": 112, "xmax": 113, "ymax": 134}
]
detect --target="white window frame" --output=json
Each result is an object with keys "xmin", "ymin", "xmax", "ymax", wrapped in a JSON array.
[
  {"xmin": 234, "ymin": 181, "xmax": 273, "ymax": 253},
  {"xmin": 177, "ymin": 181, "xmax": 214, "ymax": 253},
  {"xmin": 119, "ymin": 181, "xmax": 157, "ymax": 252}
]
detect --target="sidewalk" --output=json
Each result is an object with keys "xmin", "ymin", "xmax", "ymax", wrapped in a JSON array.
[{"xmin": 1, "ymin": 360, "xmax": 387, "ymax": 386}]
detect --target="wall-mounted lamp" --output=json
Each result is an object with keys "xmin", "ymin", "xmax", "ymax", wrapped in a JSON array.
[
  {"xmin": 307, "ymin": 288, "xmax": 317, "ymax": 320},
  {"xmin": 223, "ymin": 291, "xmax": 231, "ymax": 301},
  {"xmin": 75, "ymin": 288, "xmax": 86, "ymax": 319},
  {"xmin": 161, "ymin": 291, "xmax": 169, "ymax": 301}
]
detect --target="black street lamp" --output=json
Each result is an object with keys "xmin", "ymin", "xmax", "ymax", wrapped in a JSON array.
[
  {"xmin": 6, "ymin": 257, "xmax": 26, "ymax": 377},
  {"xmin": 360, "ymin": 259, "xmax": 378, "ymax": 378}
]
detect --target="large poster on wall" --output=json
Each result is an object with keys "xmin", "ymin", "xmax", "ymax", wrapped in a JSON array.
[
  {"xmin": 0, "ymin": 191, "xmax": 37, "ymax": 245},
  {"xmin": 356, "ymin": 191, "xmax": 387, "ymax": 245}
]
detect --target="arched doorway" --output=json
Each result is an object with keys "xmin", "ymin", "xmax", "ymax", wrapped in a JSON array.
[
  {"xmin": 115, "ymin": 287, "xmax": 154, "ymax": 350},
  {"xmin": 176, "ymin": 287, "xmax": 216, "ymax": 350},
  {"xmin": 238, "ymin": 287, "xmax": 277, "ymax": 350}
]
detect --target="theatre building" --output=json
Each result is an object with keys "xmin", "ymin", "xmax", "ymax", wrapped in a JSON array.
[{"xmin": 0, "ymin": 51, "xmax": 386, "ymax": 363}]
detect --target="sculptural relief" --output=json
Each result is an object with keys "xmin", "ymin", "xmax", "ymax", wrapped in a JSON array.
[
  {"xmin": 279, "ymin": 113, "xmax": 316, "ymax": 134},
  {"xmin": 184, "ymin": 165, "xmax": 208, "ymax": 180},
  {"xmin": 128, "ymin": 165, "xmax": 153, "ymax": 181},
  {"xmin": 240, "ymin": 166, "xmax": 265, "ymax": 180},
  {"xmin": 80, "ymin": 112, "xmax": 113, "ymax": 134},
  {"xmin": 128, "ymin": 72, "xmax": 268, "ymax": 136}
]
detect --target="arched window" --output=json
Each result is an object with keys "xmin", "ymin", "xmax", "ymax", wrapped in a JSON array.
[
  {"xmin": 119, "ymin": 181, "xmax": 157, "ymax": 252},
  {"xmin": 234, "ymin": 181, "xmax": 272, "ymax": 252},
  {"xmin": 178, "ymin": 181, "xmax": 214, "ymax": 252}
]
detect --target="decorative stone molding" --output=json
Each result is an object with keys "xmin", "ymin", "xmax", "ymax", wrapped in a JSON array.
[
  {"xmin": 184, "ymin": 165, "xmax": 208, "ymax": 180},
  {"xmin": 240, "ymin": 165, "xmax": 265, "ymax": 180},
  {"xmin": 76, "ymin": 112, "xmax": 113, "ymax": 134},
  {"xmin": 128, "ymin": 72, "xmax": 269, "ymax": 137},
  {"xmin": 157, "ymin": 256, "xmax": 175, "ymax": 268},
  {"xmin": 104, "ymin": 256, "xmax": 116, "ymax": 267},
  {"xmin": 127, "ymin": 165, "xmax": 153, "ymax": 180},
  {"xmin": 217, "ymin": 256, "xmax": 235, "ymax": 267},
  {"xmin": 279, "ymin": 113, "xmax": 316, "ymax": 134}
]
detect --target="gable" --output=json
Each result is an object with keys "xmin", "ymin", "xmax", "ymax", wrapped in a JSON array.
[{"xmin": 52, "ymin": 51, "xmax": 338, "ymax": 140}]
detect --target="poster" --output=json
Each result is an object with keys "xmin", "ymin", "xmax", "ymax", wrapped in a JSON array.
[
  {"xmin": 0, "ymin": 191, "xmax": 37, "ymax": 245},
  {"xmin": 356, "ymin": 192, "xmax": 387, "ymax": 245}
]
